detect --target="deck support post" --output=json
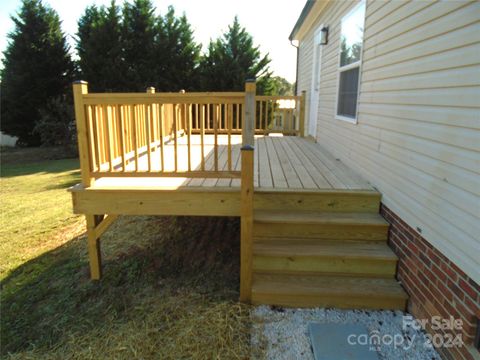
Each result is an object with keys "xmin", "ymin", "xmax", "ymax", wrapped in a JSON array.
[
  {"xmin": 299, "ymin": 90, "xmax": 306, "ymax": 137},
  {"xmin": 84, "ymin": 214, "xmax": 119, "ymax": 280},
  {"xmin": 240, "ymin": 79, "xmax": 256, "ymax": 302},
  {"xmin": 74, "ymin": 80, "xmax": 103, "ymax": 280},
  {"xmin": 86, "ymin": 214, "xmax": 103, "ymax": 280}
]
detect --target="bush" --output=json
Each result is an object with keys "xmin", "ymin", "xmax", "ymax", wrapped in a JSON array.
[{"xmin": 34, "ymin": 96, "xmax": 77, "ymax": 156}]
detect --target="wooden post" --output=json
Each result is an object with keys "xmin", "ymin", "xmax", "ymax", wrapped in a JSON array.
[
  {"xmin": 74, "ymin": 81, "xmax": 104, "ymax": 280},
  {"xmin": 240, "ymin": 79, "xmax": 256, "ymax": 302},
  {"xmin": 299, "ymin": 90, "xmax": 306, "ymax": 137},
  {"xmin": 73, "ymin": 81, "xmax": 94, "ymax": 187},
  {"xmin": 243, "ymin": 80, "xmax": 256, "ymax": 147},
  {"xmin": 86, "ymin": 214, "xmax": 102, "ymax": 280}
]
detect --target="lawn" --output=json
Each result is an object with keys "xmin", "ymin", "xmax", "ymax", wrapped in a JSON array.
[{"xmin": 1, "ymin": 148, "xmax": 253, "ymax": 359}]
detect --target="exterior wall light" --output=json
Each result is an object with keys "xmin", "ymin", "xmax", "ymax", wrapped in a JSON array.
[{"xmin": 320, "ymin": 26, "xmax": 329, "ymax": 45}]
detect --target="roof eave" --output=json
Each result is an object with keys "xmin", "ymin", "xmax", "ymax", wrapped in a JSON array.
[
  {"xmin": 289, "ymin": 0, "xmax": 315, "ymax": 41},
  {"xmin": 289, "ymin": 0, "xmax": 330, "ymax": 41}
]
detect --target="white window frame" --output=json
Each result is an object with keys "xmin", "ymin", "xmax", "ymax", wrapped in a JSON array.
[{"xmin": 335, "ymin": 0, "xmax": 366, "ymax": 124}]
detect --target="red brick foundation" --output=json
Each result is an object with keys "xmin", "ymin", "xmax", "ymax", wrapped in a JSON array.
[{"xmin": 381, "ymin": 204, "xmax": 480, "ymax": 360}]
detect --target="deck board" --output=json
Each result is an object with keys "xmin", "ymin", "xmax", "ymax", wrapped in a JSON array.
[
  {"xmin": 265, "ymin": 137, "xmax": 288, "ymax": 188},
  {"xmin": 284, "ymin": 137, "xmax": 332, "ymax": 189},
  {"xmin": 92, "ymin": 135, "xmax": 373, "ymax": 191}
]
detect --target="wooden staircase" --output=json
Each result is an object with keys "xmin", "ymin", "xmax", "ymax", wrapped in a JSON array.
[{"xmin": 251, "ymin": 190, "xmax": 408, "ymax": 310}]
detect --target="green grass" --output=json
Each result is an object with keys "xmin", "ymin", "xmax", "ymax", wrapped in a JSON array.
[
  {"xmin": 1, "ymin": 148, "xmax": 252, "ymax": 359},
  {"xmin": 1, "ymin": 153, "xmax": 81, "ymax": 278}
]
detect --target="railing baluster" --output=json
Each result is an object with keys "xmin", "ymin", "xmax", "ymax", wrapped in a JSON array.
[
  {"xmin": 145, "ymin": 104, "xmax": 152, "ymax": 172},
  {"xmin": 265, "ymin": 100, "xmax": 269, "ymax": 133},
  {"xmin": 126, "ymin": 105, "xmax": 131, "ymax": 156},
  {"xmin": 97, "ymin": 105, "xmax": 104, "ymax": 165},
  {"xmin": 259, "ymin": 100, "xmax": 263, "ymax": 133},
  {"xmin": 270, "ymin": 100, "xmax": 274, "ymax": 132},
  {"xmin": 159, "ymin": 103, "xmax": 164, "ymax": 171},
  {"xmin": 103, "ymin": 105, "xmax": 113, "ymax": 172},
  {"xmin": 131, "ymin": 105, "xmax": 138, "ymax": 172},
  {"xmin": 90, "ymin": 106, "xmax": 100, "ymax": 172},
  {"xmin": 173, "ymin": 103, "xmax": 178, "ymax": 172},
  {"xmin": 112, "ymin": 106, "xmax": 117, "ymax": 161},
  {"xmin": 196, "ymin": 104, "xmax": 199, "ymax": 131},
  {"xmin": 207, "ymin": 104, "xmax": 210, "ymax": 131},
  {"xmin": 187, "ymin": 103, "xmax": 191, "ymax": 171},
  {"xmin": 228, "ymin": 103, "xmax": 232, "ymax": 171},
  {"xmin": 200, "ymin": 104, "xmax": 205, "ymax": 171},
  {"xmin": 236, "ymin": 103, "xmax": 239, "ymax": 131},
  {"xmin": 214, "ymin": 103, "xmax": 218, "ymax": 171},
  {"xmin": 86, "ymin": 106, "xmax": 96, "ymax": 172},
  {"xmin": 117, "ymin": 105, "xmax": 126, "ymax": 171}
]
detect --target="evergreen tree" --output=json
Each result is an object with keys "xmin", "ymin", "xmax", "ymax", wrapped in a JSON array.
[
  {"xmin": 1, "ymin": 0, "xmax": 75, "ymax": 145},
  {"xmin": 76, "ymin": 1, "xmax": 125, "ymax": 92},
  {"xmin": 155, "ymin": 6, "xmax": 201, "ymax": 91},
  {"xmin": 122, "ymin": 0, "xmax": 157, "ymax": 91},
  {"xmin": 270, "ymin": 76, "xmax": 294, "ymax": 96},
  {"xmin": 199, "ymin": 17, "xmax": 272, "ymax": 93}
]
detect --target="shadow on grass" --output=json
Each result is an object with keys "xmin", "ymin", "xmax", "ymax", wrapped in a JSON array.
[
  {"xmin": 1, "ymin": 216, "xmax": 242, "ymax": 356},
  {"xmin": 43, "ymin": 171, "xmax": 82, "ymax": 190},
  {"xmin": 1, "ymin": 158, "xmax": 80, "ymax": 178}
]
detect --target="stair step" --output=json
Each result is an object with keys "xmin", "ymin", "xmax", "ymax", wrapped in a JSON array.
[
  {"xmin": 252, "ymin": 274, "xmax": 408, "ymax": 310},
  {"xmin": 253, "ymin": 211, "xmax": 389, "ymax": 241},
  {"xmin": 254, "ymin": 189, "xmax": 381, "ymax": 213},
  {"xmin": 254, "ymin": 210, "xmax": 389, "ymax": 225},
  {"xmin": 253, "ymin": 240, "xmax": 397, "ymax": 277}
]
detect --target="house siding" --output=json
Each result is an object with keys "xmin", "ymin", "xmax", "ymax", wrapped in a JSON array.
[
  {"xmin": 296, "ymin": 0, "xmax": 480, "ymax": 285},
  {"xmin": 296, "ymin": 1, "xmax": 480, "ymax": 356}
]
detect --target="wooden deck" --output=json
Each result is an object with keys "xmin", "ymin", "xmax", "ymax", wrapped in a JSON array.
[
  {"xmin": 70, "ymin": 82, "xmax": 407, "ymax": 310},
  {"xmin": 92, "ymin": 135, "xmax": 373, "ymax": 191}
]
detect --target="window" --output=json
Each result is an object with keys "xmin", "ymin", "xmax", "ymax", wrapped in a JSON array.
[{"xmin": 336, "ymin": 1, "xmax": 366, "ymax": 123}]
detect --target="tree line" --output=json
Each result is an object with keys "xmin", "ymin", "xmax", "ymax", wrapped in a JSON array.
[{"xmin": 1, "ymin": 0, "xmax": 293, "ymax": 147}]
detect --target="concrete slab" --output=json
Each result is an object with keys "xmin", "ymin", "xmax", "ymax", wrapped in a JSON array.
[{"xmin": 308, "ymin": 322, "xmax": 379, "ymax": 360}]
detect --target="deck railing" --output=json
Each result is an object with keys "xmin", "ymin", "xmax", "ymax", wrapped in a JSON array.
[
  {"xmin": 73, "ymin": 81, "xmax": 306, "ymax": 187},
  {"xmin": 254, "ymin": 95, "xmax": 304, "ymax": 135},
  {"xmin": 73, "ymin": 83, "xmax": 250, "ymax": 184},
  {"xmin": 73, "ymin": 80, "xmax": 305, "ymax": 301},
  {"xmin": 189, "ymin": 95, "xmax": 305, "ymax": 136}
]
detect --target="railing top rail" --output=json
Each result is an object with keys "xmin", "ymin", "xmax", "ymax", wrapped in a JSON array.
[
  {"xmin": 82, "ymin": 93, "xmax": 301, "ymax": 105},
  {"xmin": 255, "ymin": 95, "xmax": 301, "ymax": 101},
  {"xmin": 86, "ymin": 91, "xmax": 245, "ymax": 97},
  {"xmin": 83, "ymin": 92, "xmax": 245, "ymax": 105}
]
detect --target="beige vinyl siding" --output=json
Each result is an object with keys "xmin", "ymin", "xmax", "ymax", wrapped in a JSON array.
[{"xmin": 296, "ymin": 0, "xmax": 480, "ymax": 283}]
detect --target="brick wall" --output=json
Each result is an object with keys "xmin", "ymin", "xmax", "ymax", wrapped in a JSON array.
[{"xmin": 381, "ymin": 204, "xmax": 480, "ymax": 360}]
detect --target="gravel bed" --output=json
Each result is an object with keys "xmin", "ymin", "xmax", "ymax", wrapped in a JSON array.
[{"xmin": 251, "ymin": 306, "xmax": 441, "ymax": 360}]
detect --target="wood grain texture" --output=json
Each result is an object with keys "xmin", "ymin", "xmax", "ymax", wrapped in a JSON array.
[
  {"xmin": 253, "ymin": 240, "xmax": 397, "ymax": 277},
  {"xmin": 73, "ymin": 82, "xmax": 94, "ymax": 187},
  {"xmin": 240, "ymin": 148, "xmax": 254, "ymax": 302},
  {"xmin": 252, "ymin": 274, "xmax": 407, "ymax": 310}
]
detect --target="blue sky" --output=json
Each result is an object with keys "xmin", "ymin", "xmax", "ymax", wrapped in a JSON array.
[{"xmin": 0, "ymin": 0, "xmax": 305, "ymax": 82}]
